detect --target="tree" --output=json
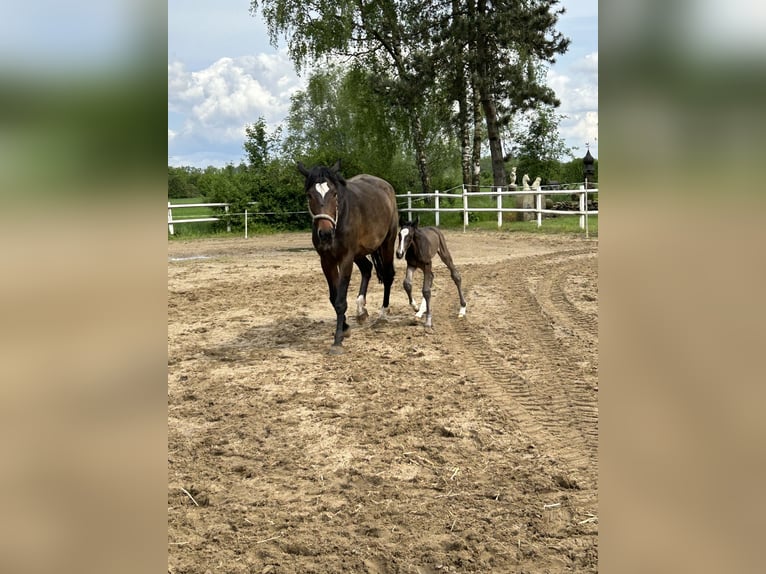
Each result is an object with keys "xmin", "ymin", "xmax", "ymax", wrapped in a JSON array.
[
  {"xmin": 467, "ymin": 0, "xmax": 569, "ymax": 189},
  {"xmin": 250, "ymin": 0, "xmax": 442, "ymax": 193},
  {"xmin": 243, "ymin": 119, "xmax": 307, "ymax": 228},
  {"xmin": 244, "ymin": 117, "xmax": 281, "ymax": 172},
  {"xmin": 249, "ymin": 0, "xmax": 569, "ymax": 196},
  {"xmin": 510, "ymin": 105, "xmax": 574, "ymax": 184},
  {"xmin": 282, "ymin": 63, "xmax": 429, "ymax": 193}
]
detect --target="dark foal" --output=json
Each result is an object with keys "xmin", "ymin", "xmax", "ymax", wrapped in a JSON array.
[{"xmin": 396, "ymin": 218, "xmax": 467, "ymax": 327}]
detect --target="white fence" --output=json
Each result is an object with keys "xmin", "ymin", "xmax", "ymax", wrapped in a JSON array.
[
  {"xmin": 168, "ymin": 183, "xmax": 598, "ymax": 236},
  {"xmin": 167, "ymin": 202, "xmax": 232, "ymax": 236},
  {"xmin": 400, "ymin": 184, "xmax": 598, "ymax": 234}
]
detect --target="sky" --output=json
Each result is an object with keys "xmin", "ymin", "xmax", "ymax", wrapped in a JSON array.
[{"xmin": 168, "ymin": 0, "xmax": 598, "ymax": 168}]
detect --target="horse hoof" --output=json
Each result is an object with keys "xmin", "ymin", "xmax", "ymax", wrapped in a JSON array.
[
  {"xmin": 328, "ymin": 344, "xmax": 345, "ymax": 355},
  {"xmin": 356, "ymin": 309, "xmax": 369, "ymax": 323}
]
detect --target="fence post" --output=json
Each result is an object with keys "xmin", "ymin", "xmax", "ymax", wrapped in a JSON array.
[
  {"xmin": 167, "ymin": 202, "xmax": 175, "ymax": 236},
  {"xmin": 245, "ymin": 209, "xmax": 248, "ymax": 239},
  {"xmin": 434, "ymin": 189, "xmax": 440, "ymax": 227},
  {"xmin": 496, "ymin": 187, "xmax": 503, "ymax": 228},
  {"xmin": 584, "ymin": 178, "xmax": 589, "ymax": 239},
  {"xmin": 225, "ymin": 204, "xmax": 231, "ymax": 232},
  {"xmin": 579, "ymin": 185, "xmax": 585, "ymax": 229},
  {"xmin": 407, "ymin": 190, "xmax": 412, "ymax": 221},
  {"xmin": 536, "ymin": 192, "xmax": 543, "ymax": 228},
  {"xmin": 463, "ymin": 185, "xmax": 468, "ymax": 232}
]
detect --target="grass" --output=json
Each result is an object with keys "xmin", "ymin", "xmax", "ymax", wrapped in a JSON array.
[{"xmin": 168, "ymin": 196, "xmax": 216, "ymax": 217}]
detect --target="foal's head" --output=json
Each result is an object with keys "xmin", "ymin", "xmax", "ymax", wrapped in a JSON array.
[
  {"xmin": 396, "ymin": 216, "xmax": 420, "ymax": 259},
  {"xmin": 297, "ymin": 160, "xmax": 344, "ymax": 245}
]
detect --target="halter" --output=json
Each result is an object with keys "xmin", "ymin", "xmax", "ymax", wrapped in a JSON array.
[{"xmin": 308, "ymin": 204, "xmax": 338, "ymax": 228}]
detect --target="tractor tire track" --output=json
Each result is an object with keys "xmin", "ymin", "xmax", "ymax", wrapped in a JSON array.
[{"xmin": 440, "ymin": 248, "xmax": 598, "ymax": 489}]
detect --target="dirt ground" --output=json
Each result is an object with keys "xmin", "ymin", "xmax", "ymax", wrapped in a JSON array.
[{"xmin": 168, "ymin": 229, "xmax": 598, "ymax": 573}]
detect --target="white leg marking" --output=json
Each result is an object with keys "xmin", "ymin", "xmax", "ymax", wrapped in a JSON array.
[
  {"xmin": 378, "ymin": 305, "xmax": 389, "ymax": 318},
  {"xmin": 415, "ymin": 298, "xmax": 427, "ymax": 318},
  {"xmin": 356, "ymin": 294, "xmax": 366, "ymax": 316},
  {"xmin": 458, "ymin": 305, "xmax": 467, "ymax": 317}
]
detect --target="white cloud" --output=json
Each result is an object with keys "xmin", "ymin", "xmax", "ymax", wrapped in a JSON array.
[
  {"xmin": 168, "ymin": 52, "xmax": 305, "ymax": 162},
  {"xmin": 560, "ymin": 111, "xmax": 599, "ymax": 152},
  {"xmin": 548, "ymin": 51, "xmax": 599, "ymax": 157}
]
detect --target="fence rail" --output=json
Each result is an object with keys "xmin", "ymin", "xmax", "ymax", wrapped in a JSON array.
[{"xmin": 168, "ymin": 183, "xmax": 598, "ymax": 237}]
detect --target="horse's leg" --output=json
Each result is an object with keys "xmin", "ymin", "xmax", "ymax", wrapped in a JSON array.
[
  {"xmin": 403, "ymin": 265, "xmax": 418, "ymax": 311},
  {"xmin": 321, "ymin": 257, "xmax": 348, "ymax": 340},
  {"xmin": 320, "ymin": 256, "xmax": 339, "ymax": 311},
  {"xmin": 438, "ymin": 248, "xmax": 467, "ymax": 317},
  {"xmin": 354, "ymin": 256, "xmax": 372, "ymax": 322},
  {"xmin": 421, "ymin": 263, "xmax": 434, "ymax": 328},
  {"xmin": 377, "ymin": 240, "xmax": 396, "ymax": 319},
  {"xmin": 330, "ymin": 257, "xmax": 354, "ymax": 351}
]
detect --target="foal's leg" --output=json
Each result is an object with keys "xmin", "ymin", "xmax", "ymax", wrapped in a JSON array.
[
  {"xmin": 421, "ymin": 263, "xmax": 434, "ymax": 328},
  {"xmin": 438, "ymin": 248, "xmax": 467, "ymax": 317},
  {"xmin": 403, "ymin": 265, "xmax": 419, "ymax": 312},
  {"xmin": 354, "ymin": 255, "xmax": 373, "ymax": 322}
]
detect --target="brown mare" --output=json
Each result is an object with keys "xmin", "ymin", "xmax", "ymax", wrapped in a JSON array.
[
  {"xmin": 298, "ymin": 161, "xmax": 399, "ymax": 353},
  {"xmin": 396, "ymin": 217, "xmax": 467, "ymax": 328}
]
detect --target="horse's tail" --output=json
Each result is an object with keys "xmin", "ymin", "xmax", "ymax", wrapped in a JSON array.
[{"xmin": 371, "ymin": 251, "xmax": 385, "ymax": 284}]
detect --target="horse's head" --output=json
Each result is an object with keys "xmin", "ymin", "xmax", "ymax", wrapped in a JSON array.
[
  {"xmin": 396, "ymin": 216, "xmax": 419, "ymax": 259},
  {"xmin": 297, "ymin": 160, "xmax": 344, "ymax": 246}
]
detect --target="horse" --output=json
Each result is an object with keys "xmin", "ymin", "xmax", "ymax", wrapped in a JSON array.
[
  {"xmin": 396, "ymin": 217, "xmax": 467, "ymax": 328},
  {"xmin": 297, "ymin": 160, "xmax": 399, "ymax": 353}
]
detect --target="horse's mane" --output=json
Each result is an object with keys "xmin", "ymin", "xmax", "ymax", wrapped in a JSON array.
[{"xmin": 306, "ymin": 165, "xmax": 347, "ymax": 189}]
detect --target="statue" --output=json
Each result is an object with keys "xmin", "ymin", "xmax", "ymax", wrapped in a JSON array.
[
  {"xmin": 522, "ymin": 173, "xmax": 531, "ymax": 191},
  {"xmin": 509, "ymin": 166, "xmax": 517, "ymax": 187},
  {"xmin": 531, "ymin": 176, "xmax": 541, "ymax": 190}
]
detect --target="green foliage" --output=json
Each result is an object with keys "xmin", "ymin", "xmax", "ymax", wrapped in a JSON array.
[
  {"xmin": 283, "ymin": 63, "xmax": 426, "ymax": 195},
  {"xmin": 167, "ymin": 166, "xmax": 202, "ymax": 199}
]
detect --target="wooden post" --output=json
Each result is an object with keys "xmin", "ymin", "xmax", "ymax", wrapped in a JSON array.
[
  {"xmin": 245, "ymin": 209, "xmax": 248, "ymax": 239},
  {"xmin": 434, "ymin": 189, "xmax": 440, "ymax": 227},
  {"xmin": 407, "ymin": 190, "xmax": 412, "ymax": 221},
  {"xmin": 168, "ymin": 202, "xmax": 174, "ymax": 236},
  {"xmin": 225, "ymin": 204, "xmax": 231, "ymax": 232},
  {"xmin": 579, "ymin": 185, "xmax": 585, "ymax": 229}
]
